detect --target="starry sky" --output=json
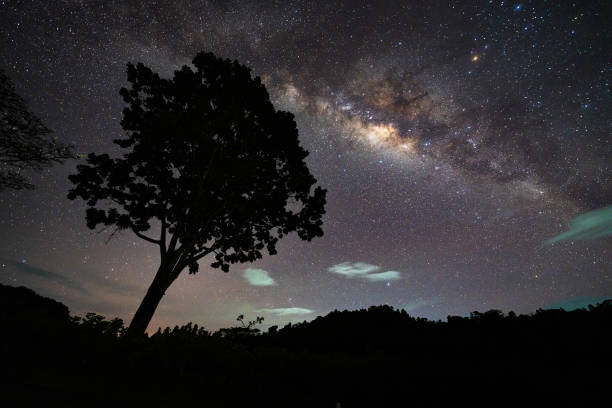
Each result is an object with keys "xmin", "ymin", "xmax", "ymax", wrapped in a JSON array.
[{"xmin": 1, "ymin": 0, "xmax": 610, "ymax": 331}]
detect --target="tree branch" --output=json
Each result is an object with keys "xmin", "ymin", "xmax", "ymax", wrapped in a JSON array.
[
  {"xmin": 132, "ymin": 228, "xmax": 161, "ymax": 245},
  {"xmin": 168, "ymin": 233, "xmax": 179, "ymax": 253},
  {"xmin": 191, "ymin": 247, "xmax": 214, "ymax": 262},
  {"xmin": 160, "ymin": 216, "xmax": 167, "ymax": 258}
]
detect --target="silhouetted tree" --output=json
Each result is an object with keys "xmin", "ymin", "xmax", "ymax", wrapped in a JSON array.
[
  {"xmin": 67, "ymin": 52, "xmax": 327, "ymax": 335},
  {"xmin": 215, "ymin": 314, "xmax": 265, "ymax": 338},
  {"xmin": 0, "ymin": 70, "xmax": 74, "ymax": 190}
]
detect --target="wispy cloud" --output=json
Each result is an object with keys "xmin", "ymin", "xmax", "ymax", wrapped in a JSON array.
[
  {"xmin": 544, "ymin": 296, "xmax": 611, "ymax": 311},
  {"xmin": 93, "ymin": 275, "xmax": 141, "ymax": 296},
  {"xmin": 258, "ymin": 307, "xmax": 314, "ymax": 316},
  {"xmin": 328, "ymin": 262, "xmax": 401, "ymax": 282},
  {"xmin": 546, "ymin": 205, "xmax": 612, "ymax": 244},
  {"xmin": 1, "ymin": 258, "xmax": 84, "ymax": 292},
  {"xmin": 243, "ymin": 268, "xmax": 277, "ymax": 286},
  {"xmin": 328, "ymin": 262, "xmax": 379, "ymax": 277},
  {"xmin": 402, "ymin": 297, "xmax": 442, "ymax": 313},
  {"xmin": 363, "ymin": 271, "xmax": 401, "ymax": 281}
]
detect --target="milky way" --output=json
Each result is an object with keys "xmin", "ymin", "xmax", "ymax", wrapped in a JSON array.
[{"xmin": 1, "ymin": 1, "xmax": 610, "ymax": 331}]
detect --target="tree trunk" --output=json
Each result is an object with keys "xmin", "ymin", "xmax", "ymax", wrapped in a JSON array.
[{"xmin": 127, "ymin": 264, "xmax": 174, "ymax": 336}]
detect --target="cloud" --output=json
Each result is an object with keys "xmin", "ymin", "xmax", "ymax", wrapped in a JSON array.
[
  {"xmin": 402, "ymin": 297, "xmax": 443, "ymax": 313},
  {"xmin": 545, "ymin": 205, "xmax": 612, "ymax": 244},
  {"xmin": 402, "ymin": 300, "xmax": 431, "ymax": 313},
  {"xmin": 328, "ymin": 262, "xmax": 380, "ymax": 277},
  {"xmin": 544, "ymin": 296, "xmax": 611, "ymax": 311},
  {"xmin": 328, "ymin": 262, "xmax": 401, "ymax": 282},
  {"xmin": 1, "ymin": 257, "xmax": 144, "ymax": 297},
  {"xmin": 363, "ymin": 271, "xmax": 401, "ymax": 281},
  {"xmin": 243, "ymin": 268, "xmax": 276, "ymax": 286},
  {"xmin": 93, "ymin": 275, "xmax": 141, "ymax": 296},
  {"xmin": 1, "ymin": 258, "xmax": 84, "ymax": 292},
  {"xmin": 258, "ymin": 307, "xmax": 314, "ymax": 316}
]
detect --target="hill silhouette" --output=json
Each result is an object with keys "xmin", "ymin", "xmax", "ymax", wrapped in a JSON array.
[{"xmin": 1, "ymin": 284, "xmax": 610, "ymax": 407}]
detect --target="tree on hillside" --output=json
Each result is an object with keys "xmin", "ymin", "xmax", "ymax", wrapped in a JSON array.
[
  {"xmin": 68, "ymin": 52, "xmax": 327, "ymax": 335},
  {"xmin": 0, "ymin": 70, "xmax": 74, "ymax": 191}
]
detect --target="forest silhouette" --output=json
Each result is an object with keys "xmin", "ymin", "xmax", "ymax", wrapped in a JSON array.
[{"xmin": 2, "ymin": 283, "xmax": 610, "ymax": 407}]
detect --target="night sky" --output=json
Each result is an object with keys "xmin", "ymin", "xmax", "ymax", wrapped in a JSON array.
[{"xmin": 1, "ymin": 0, "xmax": 610, "ymax": 331}]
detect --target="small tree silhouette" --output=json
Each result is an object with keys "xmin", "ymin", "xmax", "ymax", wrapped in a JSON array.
[
  {"xmin": 215, "ymin": 314, "xmax": 265, "ymax": 338},
  {"xmin": 0, "ymin": 70, "xmax": 74, "ymax": 190},
  {"xmin": 237, "ymin": 314, "xmax": 264, "ymax": 329},
  {"xmin": 68, "ymin": 52, "xmax": 326, "ymax": 335}
]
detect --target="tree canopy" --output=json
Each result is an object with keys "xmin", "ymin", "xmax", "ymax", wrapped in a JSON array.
[
  {"xmin": 68, "ymin": 52, "xmax": 326, "ymax": 334},
  {"xmin": 0, "ymin": 70, "xmax": 74, "ymax": 191}
]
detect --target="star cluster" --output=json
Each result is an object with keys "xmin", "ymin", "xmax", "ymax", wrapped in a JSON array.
[{"xmin": 0, "ymin": 0, "xmax": 610, "ymax": 330}]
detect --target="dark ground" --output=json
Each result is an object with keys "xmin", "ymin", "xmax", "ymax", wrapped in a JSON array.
[{"xmin": 1, "ymin": 283, "xmax": 610, "ymax": 407}]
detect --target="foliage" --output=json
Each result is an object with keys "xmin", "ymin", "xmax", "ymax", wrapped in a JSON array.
[
  {"xmin": 68, "ymin": 52, "xmax": 326, "ymax": 273},
  {"xmin": 71, "ymin": 312, "xmax": 126, "ymax": 337},
  {"xmin": 0, "ymin": 70, "xmax": 74, "ymax": 191}
]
